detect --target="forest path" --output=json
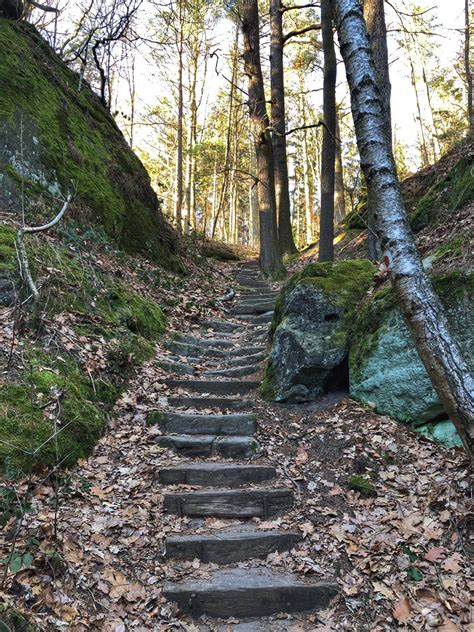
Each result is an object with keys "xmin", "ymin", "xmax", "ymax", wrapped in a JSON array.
[
  {"xmin": 157, "ymin": 260, "xmax": 337, "ymax": 628},
  {"xmin": 16, "ymin": 260, "xmax": 468, "ymax": 631}
]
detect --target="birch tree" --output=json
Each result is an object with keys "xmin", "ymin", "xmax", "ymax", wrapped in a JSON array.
[{"xmin": 334, "ymin": 0, "xmax": 474, "ymax": 454}]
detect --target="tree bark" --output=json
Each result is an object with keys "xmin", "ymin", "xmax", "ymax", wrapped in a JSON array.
[
  {"xmin": 0, "ymin": 0, "xmax": 24, "ymax": 18},
  {"xmin": 334, "ymin": 111, "xmax": 346, "ymax": 224},
  {"xmin": 465, "ymin": 0, "xmax": 473, "ymax": 135},
  {"xmin": 174, "ymin": 0, "xmax": 184, "ymax": 234},
  {"xmin": 334, "ymin": 0, "xmax": 474, "ymax": 454},
  {"xmin": 318, "ymin": 0, "xmax": 337, "ymax": 262},
  {"xmin": 270, "ymin": 0, "xmax": 298, "ymax": 255},
  {"xmin": 241, "ymin": 0, "xmax": 285, "ymax": 278},
  {"xmin": 362, "ymin": 0, "xmax": 391, "ymax": 260}
]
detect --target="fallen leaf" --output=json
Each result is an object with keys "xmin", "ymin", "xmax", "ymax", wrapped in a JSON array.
[
  {"xmin": 442, "ymin": 554, "xmax": 463, "ymax": 573},
  {"xmin": 392, "ymin": 596, "xmax": 412, "ymax": 622},
  {"xmin": 424, "ymin": 546, "xmax": 445, "ymax": 562},
  {"xmin": 372, "ymin": 581, "xmax": 395, "ymax": 599}
]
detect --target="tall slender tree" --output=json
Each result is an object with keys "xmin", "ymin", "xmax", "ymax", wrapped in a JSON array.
[
  {"xmin": 270, "ymin": 0, "xmax": 298, "ymax": 255},
  {"xmin": 362, "ymin": 0, "xmax": 391, "ymax": 259},
  {"xmin": 465, "ymin": 0, "xmax": 473, "ymax": 134},
  {"xmin": 318, "ymin": 0, "xmax": 337, "ymax": 262},
  {"xmin": 334, "ymin": 0, "xmax": 474, "ymax": 454},
  {"xmin": 240, "ymin": 0, "xmax": 285, "ymax": 278}
]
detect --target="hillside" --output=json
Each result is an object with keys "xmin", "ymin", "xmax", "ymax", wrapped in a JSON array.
[{"xmin": 0, "ymin": 19, "xmax": 177, "ymax": 263}]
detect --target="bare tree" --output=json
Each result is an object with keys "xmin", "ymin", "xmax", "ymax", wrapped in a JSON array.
[
  {"xmin": 270, "ymin": 0, "xmax": 298, "ymax": 255},
  {"xmin": 318, "ymin": 0, "xmax": 337, "ymax": 262},
  {"xmin": 239, "ymin": 0, "xmax": 285, "ymax": 278},
  {"xmin": 334, "ymin": 0, "xmax": 474, "ymax": 454},
  {"xmin": 465, "ymin": 0, "xmax": 473, "ymax": 135}
]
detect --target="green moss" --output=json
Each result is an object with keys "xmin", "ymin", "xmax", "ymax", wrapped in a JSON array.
[
  {"xmin": 146, "ymin": 411, "xmax": 164, "ymax": 426},
  {"xmin": 348, "ymin": 475, "xmax": 377, "ymax": 497},
  {"xmin": 0, "ymin": 19, "xmax": 176, "ymax": 264},
  {"xmin": 409, "ymin": 157, "xmax": 474, "ymax": 231},
  {"xmin": 0, "ymin": 352, "xmax": 105, "ymax": 476},
  {"xmin": 0, "ymin": 225, "xmax": 16, "ymax": 272},
  {"xmin": 101, "ymin": 282, "xmax": 166, "ymax": 339},
  {"xmin": 260, "ymin": 361, "xmax": 276, "ymax": 400},
  {"xmin": 0, "ymin": 605, "xmax": 35, "ymax": 632},
  {"xmin": 349, "ymin": 271, "xmax": 473, "ymax": 385},
  {"xmin": 270, "ymin": 259, "xmax": 376, "ymax": 339},
  {"xmin": 107, "ymin": 333, "xmax": 156, "ymax": 372}
]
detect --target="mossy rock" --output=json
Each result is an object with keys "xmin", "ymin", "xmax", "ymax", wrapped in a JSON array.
[
  {"xmin": 264, "ymin": 259, "xmax": 376, "ymax": 402},
  {"xmin": 349, "ymin": 272, "xmax": 473, "ymax": 448},
  {"xmin": 0, "ymin": 19, "xmax": 177, "ymax": 264}
]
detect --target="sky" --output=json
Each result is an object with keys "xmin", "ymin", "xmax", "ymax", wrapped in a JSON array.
[{"xmin": 44, "ymin": 0, "xmax": 467, "ymax": 171}]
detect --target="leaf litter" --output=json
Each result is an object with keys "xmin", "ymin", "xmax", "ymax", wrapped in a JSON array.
[{"xmin": 0, "ymin": 250, "xmax": 471, "ymax": 631}]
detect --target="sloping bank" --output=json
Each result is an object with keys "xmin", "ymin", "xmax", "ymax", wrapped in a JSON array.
[
  {"xmin": 0, "ymin": 19, "xmax": 179, "ymax": 476},
  {"xmin": 264, "ymin": 261, "xmax": 472, "ymax": 448}
]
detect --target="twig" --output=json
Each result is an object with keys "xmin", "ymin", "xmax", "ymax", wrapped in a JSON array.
[{"xmin": 16, "ymin": 194, "xmax": 72, "ymax": 301}]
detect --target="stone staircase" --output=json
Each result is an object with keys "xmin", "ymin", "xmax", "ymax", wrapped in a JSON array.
[{"xmin": 152, "ymin": 261, "xmax": 337, "ymax": 625}]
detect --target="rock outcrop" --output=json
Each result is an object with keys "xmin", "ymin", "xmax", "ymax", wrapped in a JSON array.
[
  {"xmin": 263, "ymin": 260, "xmax": 376, "ymax": 402},
  {"xmin": 0, "ymin": 19, "xmax": 177, "ymax": 263},
  {"xmin": 349, "ymin": 272, "xmax": 473, "ymax": 447}
]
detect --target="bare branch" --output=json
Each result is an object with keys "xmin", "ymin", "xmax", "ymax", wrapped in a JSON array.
[
  {"xmin": 281, "ymin": 2, "xmax": 320, "ymax": 12},
  {"xmin": 283, "ymin": 23, "xmax": 321, "ymax": 43}
]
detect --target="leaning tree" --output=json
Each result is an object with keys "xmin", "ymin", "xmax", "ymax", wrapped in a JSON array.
[{"xmin": 333, "ymin": 0, "xmax": 473, "ymax": 454}]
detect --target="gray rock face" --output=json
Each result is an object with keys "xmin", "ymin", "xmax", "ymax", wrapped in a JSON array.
[
  {"xmin": 349, "ymin": 272, "xmax": 473, "ymax": 447},
  {"xmin": 264, "ymin": 260, "xmax": 376, "ymax": 403}
]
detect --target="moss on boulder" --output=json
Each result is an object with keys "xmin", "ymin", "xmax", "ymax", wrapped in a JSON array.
[
  {"xmin": 349, "ymin": 272, "xmax": 473, "ymax": 447},
  {"xmin": 263, "ymin": 259, "xmax": 376, "ymax": 402},
  {"xmin": 0, "ymin": 19, "xmax": 177, "ymax": 263}
]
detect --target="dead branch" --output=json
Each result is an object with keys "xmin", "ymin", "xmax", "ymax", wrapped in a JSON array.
[{"xmin": 16, "ymin": 193, "xmax": 72, "ymax": 301}]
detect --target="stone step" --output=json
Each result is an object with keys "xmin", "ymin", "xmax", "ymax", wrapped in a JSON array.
[
  {"xmin": 159, "ymin": 463, "xmax": 276, "ymax": 486},
  {"xmin": 148, "ymin": 411, "xmax": 257, "ymax": 435},
  {"xmin": 163, "ymin": 379, "xmax": 259, "ymax": 395},
  {"xmin": 205, "ymin": 364, "xmax": 261, "ymax": 378},
  {"xmin": 167, "ymin": 397, "xmax": 250, "ymax": 410},
  {"xmin": 164, "ymin": 528, "xmax": 301, "ymax": 563},
  {"xmin": 236, "ymin": 281, "xmax": 270, "ymax": 290},
  {"xmin": 173, "ymin": 334, "xmax": 235, "ymax": 349},
  {"xmin": 226, "ymin": 351, "xmax": 267, "ymax": 366},
  {"xmin": 201, "ymin": 320, "xmax": 248, "ymax": 333},
  {"xmin": 155, "ymin": 358, "xmax": 195, "ymax": 375},
  {"xmin": 163, "ymin": 568, "xmax": 337, "ymax": 618},
  {"xmin": 165, "ymin": 340, "xmax": 264, "ymax": 359},
  {"xmin": 157, "ymin": 435, "xmax": 260, "ymax": 458},
  {"xmin": 237, "ymin": 295, "xmax": 278, "ymax": 305},
  {"xmin": 163, "ymin": 488, "xmax": 293, "ymax": 518},
  {"xmin": 237, "ymin": 311, "xmax": 274, "ymax": 324},
  {"xmin": 233, "ymin": 302, "xmax": 275, "ymax": 316}
]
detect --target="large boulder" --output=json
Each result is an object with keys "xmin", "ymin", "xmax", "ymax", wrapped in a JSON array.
[
  {"xmin": 0, "ymin": 19, "xmax": 177, "ymax": 264},
  {"xmin": 349, "ymin": 272, "xmax": 473, "ymax": 447},
  {"xmin": 263, "ymin": 260, "xmax": 376, "ymax": 402}
]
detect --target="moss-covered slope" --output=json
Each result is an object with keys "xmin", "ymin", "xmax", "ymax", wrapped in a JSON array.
[
  {"xmin": 0, "ymin": 224, "xmax": 167, "ymax": 476},
  {"xmin": 0, "ymin": 19, "xmax": 177, "ymax": 263}
]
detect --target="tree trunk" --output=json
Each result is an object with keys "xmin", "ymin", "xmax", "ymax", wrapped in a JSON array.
[
  {"xmin": 334, "ymin": 110, "xmax": 346, "ymax": 224},
  {"xmin": 241, "ymin": 0, "xmax": 285, "ymax": 278},
  {"xmin": 174, "ymin": 1, "xmax": 184, "ymax": 234},
  {"xmin": 318, "ymin": 0, "xmax": 337, "ymax": 262},
  {"xmin": 465, "ymin": 0, "xmax": 473, "ymax": 135},
  {"xmin": 362, "ymin": 0, "xmax": 391, "ymax": 260},
  {"xmin": 0, "ymin": 0, "xmax": 23, "ymax": 19},
  {"xmin": 270, "ymin": 0, "xmax": 298, "ymax": 255},
  {"xmin": 334, "ymin": 0, "xmax": 474, "ymax": 454}
]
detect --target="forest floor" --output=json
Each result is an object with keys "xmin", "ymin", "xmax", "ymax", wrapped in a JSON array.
[{"xmin": 1, "ymin": 254, "xmax": 471, "ymax": 632}]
